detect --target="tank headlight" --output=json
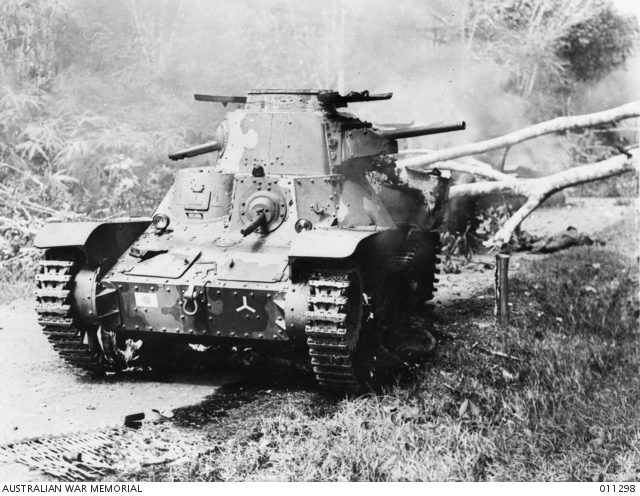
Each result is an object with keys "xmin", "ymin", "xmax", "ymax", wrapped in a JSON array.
[
  {"xmin": 295, "ymin": 219, "xmax": 313, "ymax": 233},
  {"xmin": 152, "ymin": 213, "xmax": 170, "ymax": 231}
]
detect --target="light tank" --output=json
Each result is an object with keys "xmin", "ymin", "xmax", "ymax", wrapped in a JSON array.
[{"xmin": 34, "ymin": 89, "xmax": 465, "ymax": 392}]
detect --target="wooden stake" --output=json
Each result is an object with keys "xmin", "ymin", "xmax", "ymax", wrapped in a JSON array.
[{"xmin": 495, "ymin": 254, "xmax": 510, "ymax": 326}]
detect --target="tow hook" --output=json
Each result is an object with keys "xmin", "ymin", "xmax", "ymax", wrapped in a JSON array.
[{"xmin": 182, "ymin": 282, "xmax": 199, "ymax": 316}]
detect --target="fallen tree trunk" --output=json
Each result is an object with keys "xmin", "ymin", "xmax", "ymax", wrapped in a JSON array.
[
  {"xmin": 395, "ymin": 101, "xmax": 640, "ymax": 170},
  {"xmin": 440, "ymin": 150, "xmax": 637, "ymax": 248},
  {"xmin": 400, "ymin": 160, "xmax": 514, "ymax": 184}
]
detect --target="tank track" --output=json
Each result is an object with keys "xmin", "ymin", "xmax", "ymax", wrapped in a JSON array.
[
  {"xmin": 305, "ymin": 270, "xmax": 362, "ymax": 392},
  {"xmin": 422, "ymin": 230, "xmax": 442, "ymax": 303},
  {"xmin": 35, "ymin": 259, "xmax": 110, "ymax": 372}
]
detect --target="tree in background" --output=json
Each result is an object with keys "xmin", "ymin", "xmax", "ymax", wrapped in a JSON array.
[{"xmin": 439, "ymin": 0, "xmax": 638, "ymax": 119}]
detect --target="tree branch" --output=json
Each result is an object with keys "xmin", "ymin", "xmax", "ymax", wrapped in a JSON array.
[
  {"xmin": 483, "ymin": 150, "xmax": 638, "ymax": 248},
  {"xmin": 396, "ymin": 101, "xmax": 640, "ymax": 169}
]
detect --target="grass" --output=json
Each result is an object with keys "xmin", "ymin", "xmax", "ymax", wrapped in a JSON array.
[
  {"xmin": 0, "ymin": 256, "xmax": 36, "ymax": 304},
  {"xmin": 117, "ymin": 245, "xmax": 638, "ymax": 482}
]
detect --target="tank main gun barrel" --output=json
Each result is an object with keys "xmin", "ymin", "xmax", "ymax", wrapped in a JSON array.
[
  {"xmin": 194, "ymin": 94, "xmax": 248, "ymax": 105},
  {"xmin": 168, "ymin": 141, "xmax": 222, "ymax": 161},
  {"xmin": 378, "ymin": 121, "xmax": 466, "ymax": 140}
]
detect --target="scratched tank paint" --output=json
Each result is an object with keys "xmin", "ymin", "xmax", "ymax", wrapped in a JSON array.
[{"xmin": 34, "ymin": 89, "xmax": 464, "ymax": 390}]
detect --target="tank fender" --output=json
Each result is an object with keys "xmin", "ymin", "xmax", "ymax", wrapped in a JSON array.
[
  {"xmin": 289, "ymin": 229, "xmax": 380, "ymax": 259},
  {"xmin": 34, "ymin": 220, "xmax": 151, "ymax": 269}
]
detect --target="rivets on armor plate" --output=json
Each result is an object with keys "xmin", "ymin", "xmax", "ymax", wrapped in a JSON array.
[
  {"xmin": 259, "ymin": 334, "xmax": 264, "ymax": 339},
  {"xmin": 135, "ymin": 325, "xmax": 139, "ymax": 329},
  {"xmin": 180, "ymin": 315, "xmax": 185, "ymax": 319},
  {"xmin": 148, "ymin": 326, "xmax": 152, "ymax": 330},
  {"xmin": 134, "ymin": 286, "xmax": 138, "ymax": 290},
  {"xmin": 244, "ymin": 333, "xmax": 249, "ymax": 337},
  {"xmin": 230, "ymin": 332, "xmax": 235, "ymax": 337},
  {"xmin": 162, "ymin": 328, "xmax": 166, "ymax": 332}
]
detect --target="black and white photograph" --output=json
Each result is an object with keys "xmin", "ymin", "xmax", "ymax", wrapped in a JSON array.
[{"xmin": 0, "ymin": 0, "xmax": 638, "ymax": 485}]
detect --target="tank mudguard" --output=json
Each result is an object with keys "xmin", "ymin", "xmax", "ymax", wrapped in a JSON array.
[
  {"xmin": 34, "ymin": 220, "xmax": 151, "ymax": 268},
  {"xmin": 289, "ymin": 228, "xmax": 380, "ymax": 259}
]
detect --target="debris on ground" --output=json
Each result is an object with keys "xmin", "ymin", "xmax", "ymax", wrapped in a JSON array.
[
  {"xmin": 523, "ymin": 226, "xmax": 605, "ymax": 254},
  {"xmin": 152, "ymin": 409, "xmax": 174, "ymax": 419},
  {"xmin": 123, "ymin": 413, "xmax": 145, "ymax": 426}
]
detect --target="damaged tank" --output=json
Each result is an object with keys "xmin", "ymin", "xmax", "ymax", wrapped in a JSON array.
[{"xmin": 33, "ymin": 89, "xmax": 465, "ymax": 392}]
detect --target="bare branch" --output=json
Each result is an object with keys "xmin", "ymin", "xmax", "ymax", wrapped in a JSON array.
[
  {"xmin": 396, "ymin": 101, "xmax": 640, "ymax": 169},
  {"xmin": 483, "ymin": 150, "xmax": 638, "ymax": 248},
  {"xmin": 403, "ymin": 160, "xmax": 515, "ymax": 183}
]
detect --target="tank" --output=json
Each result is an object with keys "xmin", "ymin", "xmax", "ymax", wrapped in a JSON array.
[{"xmin": 33, "ymin": 89, "xmax": 465, "ymax": 392}]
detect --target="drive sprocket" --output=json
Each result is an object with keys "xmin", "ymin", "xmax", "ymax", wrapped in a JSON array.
[{"xmin": 35, "ymin": 253, "xmax": 111, "ymax": 372}]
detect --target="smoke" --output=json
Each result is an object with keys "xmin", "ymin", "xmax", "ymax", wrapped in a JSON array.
[{"xmin": 572, "ymin": 54, "xmax": 640, "ymax": 113}]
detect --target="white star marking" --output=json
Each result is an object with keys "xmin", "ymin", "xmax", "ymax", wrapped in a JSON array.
[{"xmin": 236, "ymin": 296, "xmax": 256, "ymax": 313}]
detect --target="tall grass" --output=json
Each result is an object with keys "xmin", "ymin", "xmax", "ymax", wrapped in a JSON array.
[{"xmin": 0, "ymin": 255, "xmax": 37, "ymax": 304}]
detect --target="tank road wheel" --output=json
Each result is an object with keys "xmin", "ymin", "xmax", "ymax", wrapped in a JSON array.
[
  {"xmin": 305, "ymin": 267, "xmax": 365, "ymax": 392},
  {"xmin": 35, "ymin": 251, "xmax": 112, "ymax": 372}
]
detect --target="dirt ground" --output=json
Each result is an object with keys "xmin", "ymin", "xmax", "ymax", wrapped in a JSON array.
[{"xmin": 0, "ymin": 196, "xmax": 637, "ymax": 481}]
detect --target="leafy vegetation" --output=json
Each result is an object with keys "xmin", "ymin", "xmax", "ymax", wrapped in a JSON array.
[{"xmin": 456, "ymin": 0, "xmax": 639, "ymax": 118}]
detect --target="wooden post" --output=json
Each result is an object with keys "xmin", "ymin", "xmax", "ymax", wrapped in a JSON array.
[{"xmin": 494, "ymin": 253, "xmax": 510, "ymax": 326}]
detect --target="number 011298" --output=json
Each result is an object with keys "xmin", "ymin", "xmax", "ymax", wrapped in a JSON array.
[{"xmin": 600, "ymin": 486, "xmax": 635, "ymax": 493}]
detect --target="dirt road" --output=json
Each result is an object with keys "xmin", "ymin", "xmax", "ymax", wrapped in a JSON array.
[{"xmin": 0, "ymin": 300, "xmax": 242, "ymax": 446}]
